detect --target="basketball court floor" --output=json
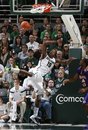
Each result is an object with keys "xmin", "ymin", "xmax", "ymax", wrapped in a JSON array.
[{"xmin": 0, "ymin": 123, "xmax": 88, "ymax": 130}]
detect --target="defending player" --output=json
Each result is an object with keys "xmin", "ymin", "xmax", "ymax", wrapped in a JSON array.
[
  {"xmin": 63, "ymin": 58, "xmax": 88, "ymax": 116},
  {"xmin": 63, "ymin": 58, "xmax": 88, "ymax": 94}
]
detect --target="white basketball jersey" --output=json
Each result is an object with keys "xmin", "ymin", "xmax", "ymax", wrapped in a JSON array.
[{"xmin": 36, "ymin": 55, "xmax": 55, "ymax": 76}]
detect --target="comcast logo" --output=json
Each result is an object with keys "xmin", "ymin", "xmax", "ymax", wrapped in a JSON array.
[{"xmin": 56, "ymin": 94, "xmax": 84, "ymax": 104}]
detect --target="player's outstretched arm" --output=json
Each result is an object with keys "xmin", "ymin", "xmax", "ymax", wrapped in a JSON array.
[
  {"xmin": 56, "ymin": 57, "xmax": 76, "ymax": 65},
  {"xmin": 41, "ymin": 40, "xmax": 57, "ymax": 59},
  {"xmin": 20, "ymin": 69, "xmax": 33, "ymax": 77},
  {"xmin": 11, "ymin": 68, "xmax": 33, "ymax": 77},
  {"xmin": 79, "ymin": 87, "xmax": 88, "ymax": 94},
  {"xmin": 63, "ymin": 73, "xmax": 78, "ymax": 86}
]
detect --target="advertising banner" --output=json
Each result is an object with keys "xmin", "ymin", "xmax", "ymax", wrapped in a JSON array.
[
  {"xmin": 52, "ymin": 59, "xmax": 88, "ymax": 124},
  {"xmin": 52, "ymin": 82, "xmax": 87, "ymax": 124}
]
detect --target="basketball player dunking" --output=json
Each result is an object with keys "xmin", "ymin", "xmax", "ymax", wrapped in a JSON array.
[{"xmin": 12, "ymin": 40, "xmax": 57, "ymax": 124}]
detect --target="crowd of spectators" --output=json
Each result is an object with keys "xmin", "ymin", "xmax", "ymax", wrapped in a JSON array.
[{"xmin": 0, "ymin": 15, "xmax": 87, "ymax": 123}]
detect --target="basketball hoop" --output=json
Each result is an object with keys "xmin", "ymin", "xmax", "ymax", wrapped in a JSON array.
[{"xmin": 30, "ymin": 4, "xmax": 52, "ymax": 14}]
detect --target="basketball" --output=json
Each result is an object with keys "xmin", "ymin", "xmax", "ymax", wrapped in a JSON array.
[{"xmin": 21, "ymin": 21, "xmax": 31, "ymax": 30}]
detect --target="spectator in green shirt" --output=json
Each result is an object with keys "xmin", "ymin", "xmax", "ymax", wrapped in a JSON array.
[{"xmin": 10, "ymin": 24, "xmax": 19, "ymax": 44}]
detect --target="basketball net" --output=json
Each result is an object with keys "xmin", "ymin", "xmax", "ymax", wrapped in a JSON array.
[
  {"xmin": 29, "ymin": 0, "xmax": 66, "ymax": 14},
  {"xmin": 30, "ymin": 4, "xmax": 52, "ymax": 14}
]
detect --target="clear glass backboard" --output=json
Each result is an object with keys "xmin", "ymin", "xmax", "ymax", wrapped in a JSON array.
[{"xmin": 11, "ymin": 0, "xmax": 84, "ymax": 15}]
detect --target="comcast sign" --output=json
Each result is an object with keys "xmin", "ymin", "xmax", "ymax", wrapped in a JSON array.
[{"xmin": 56, "ymin": 94, "xmax": 84, "ymax": 104}]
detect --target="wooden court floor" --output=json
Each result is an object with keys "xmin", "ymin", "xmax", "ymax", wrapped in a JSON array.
[{"xmin": 0, "ymin": 123, "xmax": 88, "ymax": 130}]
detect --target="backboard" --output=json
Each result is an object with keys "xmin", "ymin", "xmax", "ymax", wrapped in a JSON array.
[{"xmin": 11, "ymin": 0, "xmax": 84, "ymax": 15}]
